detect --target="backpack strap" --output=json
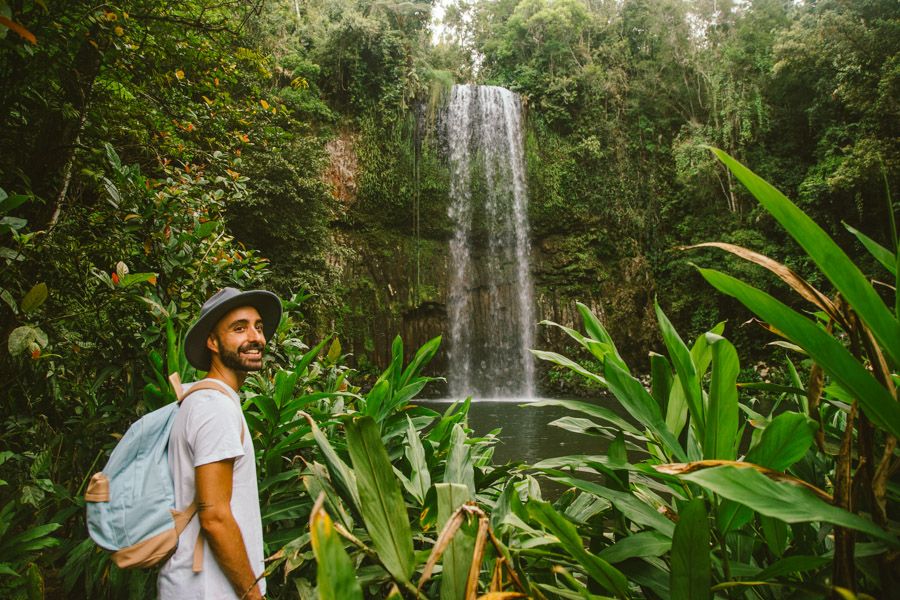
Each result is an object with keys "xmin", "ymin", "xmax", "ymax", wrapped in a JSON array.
[
  {"xmin": 170, "ymin": 501, "xmax": 205, "ymax": 573},
  {"xmin": 167, "ymin": 373, "xmax": 247, "ymax": 573}
]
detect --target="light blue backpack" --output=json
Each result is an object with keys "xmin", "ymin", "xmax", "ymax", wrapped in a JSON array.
[{"xmin": 85, "ymin": 374, "xmax": 230, "ymax": 569}]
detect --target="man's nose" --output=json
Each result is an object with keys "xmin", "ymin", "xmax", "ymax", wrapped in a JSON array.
[{"xmin": 248, "ymin": 326, "xmax": 264, "ymax": 343}]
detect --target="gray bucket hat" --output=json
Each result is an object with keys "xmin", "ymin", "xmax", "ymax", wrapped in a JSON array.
[{"xmin": 184, "ymin": 287, "xmax": 283, "ymax": 371}]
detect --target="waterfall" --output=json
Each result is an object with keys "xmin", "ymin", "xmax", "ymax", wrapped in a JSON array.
[{"xmin": 445, "ymin": 84, "xmax": 535, "ymax": 399}]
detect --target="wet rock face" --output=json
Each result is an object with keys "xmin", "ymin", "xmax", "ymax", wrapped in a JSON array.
[
  {"xmin": 319, "ymin": 115, "xmax": 657, "ymax": 395},
  {"xmin": 327, "ymin": 228, "xmax": 656, "ymax": 395},
  {"xmin": 323, "ymin": 132, "xmax": 359, "ymax": 208}
]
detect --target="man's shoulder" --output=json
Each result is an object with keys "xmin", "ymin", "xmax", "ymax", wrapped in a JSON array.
[{"xmin": 181, "ymin": 380, "xmax": 238, "ymax": 407}]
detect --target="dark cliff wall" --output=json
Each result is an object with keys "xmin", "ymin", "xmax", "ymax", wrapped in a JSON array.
[{"xmin": 320, "ymin": 108, "xmax": 661, "ymax": 395}]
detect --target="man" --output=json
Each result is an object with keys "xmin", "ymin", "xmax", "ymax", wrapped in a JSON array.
[{"xmin": 158, "ymin": 287, "xmax": 282, "ymax": 600}]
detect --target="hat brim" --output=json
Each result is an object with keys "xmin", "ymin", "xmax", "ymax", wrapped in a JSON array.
[{"xmin": 184, "ymin": 290, "xmax": 282, "ymax": 371}]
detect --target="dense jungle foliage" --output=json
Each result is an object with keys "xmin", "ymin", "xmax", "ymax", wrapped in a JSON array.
[{"xmin": 0, "ymin": 0, "xmax": 897, "ymax": 598}]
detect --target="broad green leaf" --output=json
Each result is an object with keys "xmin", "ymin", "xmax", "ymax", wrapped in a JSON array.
[
  {"xmin": 604, "ymin": 360, "xmax": 688, "ymax": 462},
  {"xmin": 597, "ymin": 531, "xmax": 671, "ymax": 564},
  {"xmin": 745, "ymin": 412, "xmax": 817, "ymax": 471},
  {"xmin": 528, "ymin": 500, "xmax": 630, "ymax": 598},
  {"xmin": 272, "ymin": 369, "xmax": 299, "ymax": 410},
  {"xmin": 690, "ymin": 322, "xmax": 725, "ymax": 378},
  {"xmin": 304, "ymin": 463, "xmax": 354, "ymax": 531},
  {"xmin": 531, "ymin": 349, "xmax": 608, "ymax": 387},
  {"xmin": 710, "ymin": 148, "xmax": 900, "ymax": 368},
  {"xmin": 666, "ymin": 378, "xmax": 689, "ymax": 439},
  {"xmin": 577, "ymin": 302, "xmax": 628, "ymax": 371},
  {"xmin": 0, "ymin": 216, "xmax": 26, "ymax": 234},
  {"xmin": 542, "ymin": 319, "xmax": 620, "ymax": 367},
  {"xmin": 699, "ymin": 267, "xmax": 900, "ymax": 439},
  {"xmin": 526, "ymin": 399, "xmax": 642, "ymax": 436},
  {"xmin": 165, "ymin": 318, "xmax": 179, "ymax": 378},
  {"xmin": 845, "ymin": 223, "xmax": 896, "ymax": 276},
  {"xmin": 549, "ymin": 416, "xmax": 617, "ymax": 438},
  {"xmin": 436, "ymin": 483, "xmax": 472, "ymax": 600},
  {"xmin": 398, "ymin": 335, "xmax": 441, "ymax": 388},
  {"xmin": 404, "ymin": 416, "xmax": 430, "ymax": 504},
  {"xmin": 248, "ymin": 393, "xmax": 278, "ymax": 426},
  {"xmin": 547, "ymin": 473, "xmax": 675, "ymax": 536},
  {"xmin": 0, "ymin": 189, "xmax": 29, "ymax": 214},
  {"xmin": 295, "ymin": 338, "xmax": 330, "ymax": 376},
  {"xmin": 7, "ymin": 325, "xmax": 47, "ymax": 356},
  {"xmin": 681, "ymin": 466, "xmax": 898, "ymax": 546},
  {"xmin": 346, "ymin": 416, "xmax": 415, "ymax": 583},
  {"xmin": 304, "ymin": 413, "xmax": 360, "ymax": 511},
  {"xmin": 193, "ymin": 220, "xmax": 217, "ymax": 239},
  {"xmin": 670, "ymin": 498, "xmax": 710, "ymax": 600},
  {"xmin": 655, "ymin": 301, "xmax": 704, "ymax": 436},
  {"xmin": 754, "ymin": 554, "xmax": 830, "ymax": 581},
  {"xmin": 703, "ymin": 334, "xmax": 739, "ymax": 460},
  {"xmin": 443, "ymin": 424, "xmax": 475, "ymax": 496},
  {"xmin": 310, "ymin": 506, "xmax": 363, "ymax": 600},
  {"xmin": 20, "ymin": 283, "xmax": 47, "ymax": 314},
  {"xmin": 120, "ymin": 272, "xmax": 157, "ymax": 287},
  {"xmin": 326, "ymin": 337, "xmax": 342, "ymax": 363},
  {"xmin": 649, "ymin": 352, "xmax": 672, "ymax": 416},
  {"xmin": 760, "ymin": 515, "xmax": 789, "ymax": 557}
]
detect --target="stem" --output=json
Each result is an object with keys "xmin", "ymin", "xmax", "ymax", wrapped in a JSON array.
[{"xmin": 832, "ymin": 400, "xmax": 856, "ymax": 591}]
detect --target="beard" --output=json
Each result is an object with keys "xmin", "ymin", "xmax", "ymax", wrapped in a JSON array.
[{"xmin": 217, "ymin": 341, "xmax": 265, "ymax": 372}]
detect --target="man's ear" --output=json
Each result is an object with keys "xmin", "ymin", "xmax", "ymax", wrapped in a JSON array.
[{"xmin": 207, "ymin": 333, "xmax": 219, "ymax": 355}]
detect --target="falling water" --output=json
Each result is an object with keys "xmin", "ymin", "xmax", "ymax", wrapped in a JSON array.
[{"xmin": 445, "ymin": 84, "xmax": 535, "ymax": 399}]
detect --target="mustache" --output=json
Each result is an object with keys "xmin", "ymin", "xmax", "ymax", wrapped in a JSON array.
[{"xmin": 238, "ymin": 342, "xmax": 264, "ymax": 353}]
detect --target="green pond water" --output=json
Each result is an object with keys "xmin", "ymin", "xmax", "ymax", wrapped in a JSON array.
[{"xmin": 419, "ymin": 398, "xmax": 622, "ymax": 466}]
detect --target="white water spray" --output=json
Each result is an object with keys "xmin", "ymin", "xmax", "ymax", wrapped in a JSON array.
[{"xmin": 445, "ymin": 85, "xmax": 535, "ymax": 398}]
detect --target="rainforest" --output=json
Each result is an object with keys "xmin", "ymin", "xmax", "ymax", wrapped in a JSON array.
[{"xmin": 0, "ymin": 0, "xmax": 897, "ymax": 598}]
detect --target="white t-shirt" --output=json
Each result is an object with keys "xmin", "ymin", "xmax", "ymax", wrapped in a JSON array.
[{"xmin": 158, "ymin": 379, "xmax": 266, "ymax": 599}]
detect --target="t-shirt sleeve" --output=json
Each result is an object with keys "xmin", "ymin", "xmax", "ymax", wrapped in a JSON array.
[{"xmin": 187, "ymin": 393, "xmax": 245, "ymax": 467}]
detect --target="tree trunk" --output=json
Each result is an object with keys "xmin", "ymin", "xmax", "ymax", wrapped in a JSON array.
[{"xmin": 22, "ymin": 27, "xmax": 102, "ymax": 229}]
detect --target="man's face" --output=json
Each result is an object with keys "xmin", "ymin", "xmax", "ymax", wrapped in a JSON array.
[{"xmin": 207, "ymin": 306, "xmax": 266, "ymax": 372}]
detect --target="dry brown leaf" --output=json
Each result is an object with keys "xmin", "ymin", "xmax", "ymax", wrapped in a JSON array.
[
  {"xmin": 417, "ymin": 506, "xmax": 470, "ymax": 592},
  {"xmin": 466, "ymin": 514, "xmax": 491, "ymax": 600},
  {"xmin": 654, "ymin": 460, "xmax": 833, "ymax": 502},
  {"xmin": 682, "ymin": 242, "xmax": 844, "ymax": 326}
]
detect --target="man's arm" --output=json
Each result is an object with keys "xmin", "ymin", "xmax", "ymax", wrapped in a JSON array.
[{"xmin": 196, "ymin": 459, "xmax": 262, "ymax": 600}]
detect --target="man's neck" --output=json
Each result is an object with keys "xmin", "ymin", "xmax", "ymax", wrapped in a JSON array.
[{"xmin": 205, "ymin": 364, "xmax": 246, "ymax": 392}]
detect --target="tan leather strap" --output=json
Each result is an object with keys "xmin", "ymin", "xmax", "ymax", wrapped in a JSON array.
[
  {"xmin": 169, "ymin": 501, "xmax": 204, "ymax": 572},
  {"xmin": 193, "ymin": 533, "xmax": 204, "ymax": 573},
  {"xmin": 172, "ymin": 501, "xmax": 198, "ymax": 535},
  {"xmin": 169, "ymin": 373, "xmax": 232, "ymax": 404},
  {"xmin": 169, "ymin": 373, "xmax": 245, "ymax": 443}
]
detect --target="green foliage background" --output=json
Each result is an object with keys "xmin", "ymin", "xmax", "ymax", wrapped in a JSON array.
[{"xmin": 0, "ymin": 0, "xmax": 897, "ymax": 597}]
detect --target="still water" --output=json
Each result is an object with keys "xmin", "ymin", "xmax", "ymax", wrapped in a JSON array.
[{"xmin": 418, "ymin": 398, "xmax": 622, "ymax": 465}]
